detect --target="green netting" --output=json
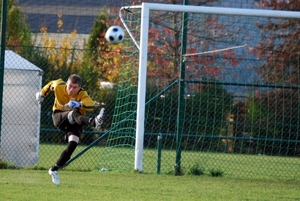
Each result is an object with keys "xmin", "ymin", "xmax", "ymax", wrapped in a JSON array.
[
  {"xmin": 96, "ymin": 5, "xmax": 300, "ymax": 180},
  {"xmin": 95, "ymin": 35, "xmax": 140, "ymax": 171}
]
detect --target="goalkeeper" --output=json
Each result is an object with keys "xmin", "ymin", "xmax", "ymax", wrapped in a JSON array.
[{"xmin": 36, "ymin": 74, "xmax": 104, "ymax": 185}]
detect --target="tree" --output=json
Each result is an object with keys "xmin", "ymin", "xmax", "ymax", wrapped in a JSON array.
[
  {"xmin": 85, "ymin": 8, "xmax": 124, "ymax": 84},
  {"xmin": 143, "ymin": 1, "xmax": 238, "ymax": 91},
  {"xmin": 257, "ymin": 0, "xmax": 300, "ymax": 85},
  {"xmin": 249, "ymin": 0, "xmax": 300, "ymax": 156},
  {"xmin": 1, "ymin": 0, "xmax": 32, "ymax": 54}
]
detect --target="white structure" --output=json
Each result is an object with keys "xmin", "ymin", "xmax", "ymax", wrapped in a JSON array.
[{"xmin": 0, "ymin": 50, "xmax": 43, "ymax": 167}]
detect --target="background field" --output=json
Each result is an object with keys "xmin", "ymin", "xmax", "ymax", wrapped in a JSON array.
[{"xmin": 0, "ymin": 169, "xmax": 300, "ymax": 201}]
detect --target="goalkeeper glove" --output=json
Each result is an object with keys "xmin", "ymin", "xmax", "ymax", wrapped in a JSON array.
[
  {"xmin": 36, "ymin": 92, "xmax": 45, "ymax": 104},
  {"xmin": 66, "ymin": 100, "xmax": 82, "ymax": 110}
]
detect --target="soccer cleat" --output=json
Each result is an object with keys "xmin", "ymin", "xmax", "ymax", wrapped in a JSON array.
[
  {"xmin": 95, "ymin": 108, "xmax": 105, "ymax": 128},
  {"xmin": 48, "ymin": 168, "xmax": 60, "ymax": 185}
]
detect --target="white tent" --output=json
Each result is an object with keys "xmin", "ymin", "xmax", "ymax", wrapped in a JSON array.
[{"xmin": 0, "ymin": 50, "xmax": 43, "ymax": 167}]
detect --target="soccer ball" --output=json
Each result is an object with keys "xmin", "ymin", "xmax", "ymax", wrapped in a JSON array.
[{"xmin": 105, "ymin": 26, "xmax": 125, "ymax": 44}]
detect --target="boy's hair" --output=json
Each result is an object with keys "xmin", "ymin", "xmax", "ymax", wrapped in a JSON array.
[{"xmin": 68, "ymin": 74, "xmax": 81, "ymax": 85}]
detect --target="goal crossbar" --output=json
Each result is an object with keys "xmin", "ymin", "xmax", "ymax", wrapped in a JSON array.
[{"xmin": 122, "ymin": 3, "xmax": 300, "ymax": 19}]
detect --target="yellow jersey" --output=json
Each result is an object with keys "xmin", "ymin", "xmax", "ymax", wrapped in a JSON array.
[{"xmin": 40, "ymin": 79, "xmax": 95, "ymax": 114}]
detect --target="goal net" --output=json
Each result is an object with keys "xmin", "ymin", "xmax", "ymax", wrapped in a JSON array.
[{"xmin": 97, "ymin": 3, "xmax": 300, "ymax": 179}]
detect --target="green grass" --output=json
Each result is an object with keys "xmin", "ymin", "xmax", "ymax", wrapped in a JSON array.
[
  {"xmin": 2, "ymin": 144, "xmax": 300, "ymax": 200},
  {"xmin": 36, "ymin": 144, "xmax": 300, "ymax": 181},
  {"xmin": 0, "ymin": 169, "xmax": 299, "ymax": 201}
]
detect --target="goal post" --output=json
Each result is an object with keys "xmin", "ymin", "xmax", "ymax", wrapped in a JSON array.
[
  {"xmin": 133, "ymin": 3, "xmax": 150, "ymax": 172},
  {"xmin": 119, "ymin": 3, "xmax": 300, "ymax": 173}
]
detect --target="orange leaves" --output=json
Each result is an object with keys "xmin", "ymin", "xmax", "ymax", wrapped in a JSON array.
[
  {"xmin": 209, "ymin": 68, "xmax": 216, "ymax": 74},
  {"xmin": 57, "ymin": 19, "xmax": 63, "ymax": 29},
  {"xmin": 38, "ymin": 15, "xmax": 82, "ymax": 69},
  {"xmin": 100, "ymin": 44, "xmax": 124, "ymax": 83},
  {"xmin": 231, "ymin": 60, "xmax": 238, "ymax": 67},
  {"xmin": 187, "ymin": 48, "xmax": 197, "ymax": 55},
  {"xmin": 222, "ymin": 50, "xmax": 238, "ymax": 67},
  {"xmin": 222, "ymin": 50, "xmax": 235, "ymax": 61},
  {"xmin": 200, "ymin": 66, "xmax": 221, "ymax": 76},
  {"xmin": 205, "ymin": 17, "xmax": 217, "ymax": 24},
  {"xmin": 164, "ymin": 27, "xmax": 174, "ymax": 36}
]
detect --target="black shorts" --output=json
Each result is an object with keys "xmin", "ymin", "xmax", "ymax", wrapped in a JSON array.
[{"xmin": 52, "ymin": 110, "xmax": 83, "ymax": 138}]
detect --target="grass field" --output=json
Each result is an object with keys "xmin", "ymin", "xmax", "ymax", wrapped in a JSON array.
[
  {"xmin": 1, "ymin": 144, "xmax": 300, "ymax": 200},
  {"xmin": 0, "ymin": 169, "xmax": 300, "ymax": 201},
  {"xmin": 38, "ymin": 144, "xmax": 300, "ymax": 181}
]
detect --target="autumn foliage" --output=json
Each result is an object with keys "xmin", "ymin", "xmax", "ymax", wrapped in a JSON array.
[
  {"xmin": 257, "ymin": 0, "xmax": 300, "ymax": 85},
  {"xmin": 238, "ymin": 0, "xmax": 300, "ymax": 156}
]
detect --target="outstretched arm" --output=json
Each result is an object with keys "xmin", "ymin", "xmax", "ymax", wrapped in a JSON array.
[{"xmin": 35, "ymin": 79, "xmax": 63, "ymax": 104}]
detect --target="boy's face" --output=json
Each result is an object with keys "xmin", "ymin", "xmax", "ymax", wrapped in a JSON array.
[{"xmin": 66, "ymin": 80, "xmax": 80, "ymax": 96}]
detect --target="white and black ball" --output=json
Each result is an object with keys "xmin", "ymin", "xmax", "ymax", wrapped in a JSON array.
[{"xmin": 105, "ymin": 26, "xmax": 125, "ymax": 44}]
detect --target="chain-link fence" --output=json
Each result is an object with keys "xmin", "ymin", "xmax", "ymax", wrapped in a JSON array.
[{"xmin": 0, "ymin": 47, "xmax": 117, "ymax": 170}]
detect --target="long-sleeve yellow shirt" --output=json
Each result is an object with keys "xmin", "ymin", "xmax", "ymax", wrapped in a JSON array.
[{"xmin": 40, "ymin": 79, "xmax": 95, "ymax": 114}]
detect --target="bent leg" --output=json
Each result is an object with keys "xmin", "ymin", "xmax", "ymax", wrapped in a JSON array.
[
  {"xmin": 70, "ymin": 110, "xmax": 93, "ymax": 126},
  {"xmin": 68, "ymin": 108, "xmax": 105, "ymax": 128}
]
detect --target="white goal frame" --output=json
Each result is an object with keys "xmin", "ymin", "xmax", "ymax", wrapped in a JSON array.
[{"xmin": 119, "ymin": 3, "xmax": 300, "ymax": 172}]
